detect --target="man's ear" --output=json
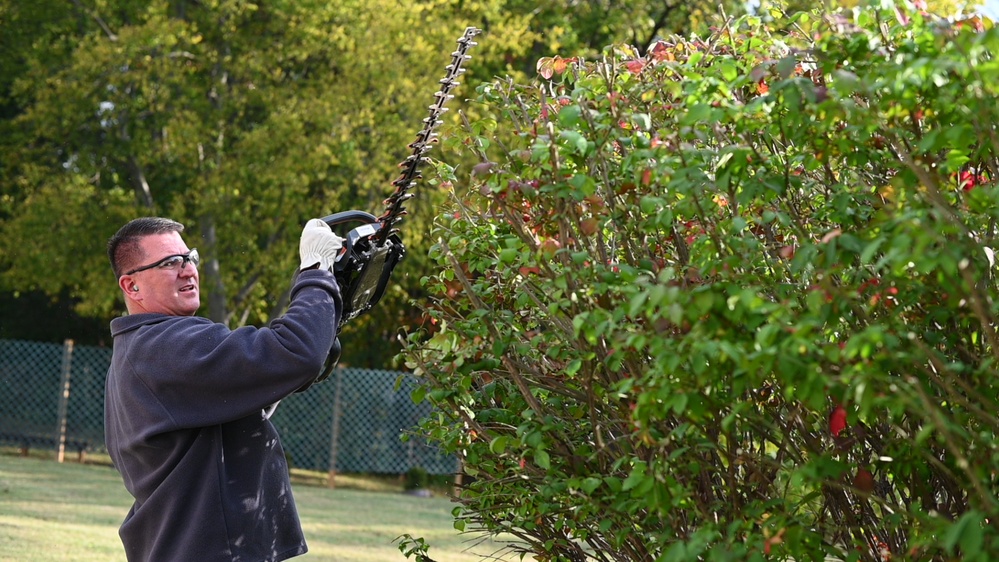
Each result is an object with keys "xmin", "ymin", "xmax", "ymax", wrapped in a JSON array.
[{"xmin": 118, "ymin": 275, "xmax": 141, "ymax": 301}]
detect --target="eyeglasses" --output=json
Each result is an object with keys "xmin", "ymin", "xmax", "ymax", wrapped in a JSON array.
[{"xmin": 124, "ymin": 248, "xmax": 200, "ymax": 275}]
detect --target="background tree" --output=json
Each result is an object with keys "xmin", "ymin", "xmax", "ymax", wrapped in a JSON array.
[
  {"xmin": 0, "ymin": 0, "xmax": 474, "ymax": 364},
  {"xmin": 404, "ymin": 2, "xmax": 999, "ymax": 560}
]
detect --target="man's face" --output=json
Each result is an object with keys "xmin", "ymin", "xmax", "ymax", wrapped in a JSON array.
[{"xmin": 121, "ymin": 232, "xmax": 200, "ymax": 316}]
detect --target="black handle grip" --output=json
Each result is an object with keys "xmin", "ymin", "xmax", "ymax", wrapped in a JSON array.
[{"xmin": 322, "ymin": 210, "xmax": 379, "ymax": 228}]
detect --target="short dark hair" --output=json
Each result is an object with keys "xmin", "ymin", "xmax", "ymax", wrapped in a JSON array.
[{"xmin": 108, "ymin": 217, "xmax": 186, "ymax": 278}]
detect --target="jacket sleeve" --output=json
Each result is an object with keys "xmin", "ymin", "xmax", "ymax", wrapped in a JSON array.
[{"xmin": 126, "ymin": 269, "xmax": 342, "ymax": 428}]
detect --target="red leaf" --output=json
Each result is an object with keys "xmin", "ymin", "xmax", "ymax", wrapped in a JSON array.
[
  {"xmin": 829, "ymin": 405, "xmax": 847, "ymax": 436},
  {"xmin": 624, "ymin": 59, "xmax": 646, "ymax": 74},
  {"xmin": 820, "ymin": 228, "xmax": 842, "ymax": 244},
  {"xmin": 552, "ymin": 56, "xmax": 569, "ymax": 75},
  {"xmin": 960, "ymin": 170, "xmax": 977, "ymax": 191},
  {"xmin": 853, "ymin": 467, "xmax": 875, "ymax": 493},
  {"xmin": 649, "ymin": 41, "xmax": 675, "ymax": 62},
  {"xmin": 536, "ymin": 57, "xmax": 555, "ymax": 80}
]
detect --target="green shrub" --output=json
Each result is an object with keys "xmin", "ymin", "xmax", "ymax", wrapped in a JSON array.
[{"xmin": 405, "ymin": 3, "xmax": 999, "ymax": 561}]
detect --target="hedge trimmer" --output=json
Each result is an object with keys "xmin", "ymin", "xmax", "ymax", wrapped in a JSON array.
[{"xmin": 315, "ymin": 27, "xmax": 481, "ymax": 380}]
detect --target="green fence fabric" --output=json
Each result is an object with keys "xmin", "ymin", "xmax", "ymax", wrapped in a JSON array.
[{"xmin": 0, "ymin": 339, "xmax": 455, "ymax": 474}]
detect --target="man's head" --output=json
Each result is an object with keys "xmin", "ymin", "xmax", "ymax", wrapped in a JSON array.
[{"xmin": 108, "ymin": 217, "xmax": 200, "ymax": 316}]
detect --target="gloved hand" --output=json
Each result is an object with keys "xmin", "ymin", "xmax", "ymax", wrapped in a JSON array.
[{"xmin": 299, "ymin": 218, "xmax": 344, "ymax": 271}]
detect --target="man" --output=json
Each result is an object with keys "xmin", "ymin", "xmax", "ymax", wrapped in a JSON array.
[{"xmin": 104, "ymin": 216, "xmax": 343, "ymax": 562}]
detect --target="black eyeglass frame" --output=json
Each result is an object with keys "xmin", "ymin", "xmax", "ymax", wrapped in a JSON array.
[{"xmin": 123, "ymin": 248, "xmax": 200, "ymax": 276}]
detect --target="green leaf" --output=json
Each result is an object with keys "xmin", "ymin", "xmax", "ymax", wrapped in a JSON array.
[
  {"xmin": 860, "ymin": 236, "xmax": 885, "ymax": 264},
  {"xmin": 719, "ymin": 59, "xmax": 739, "ymax": 82},
  {"xmin": 622, "ymin": 461, "xmax": 647, "ymax": 491},
  {"xmin": 558, "ymin": 104, "xmax": 582, "ymax": 127},
  {"xmin": 632, "ymin": 113, "xmax": 652, "ymax": 131},
  {"xmin": 776, "ymin": 55, "xmax": 797, "ymax": 79},
  {"xmin": 640, "ymin": 195, "xmax": 663, "ymax": 214},
  {"xmin": 498, "ymin": 248, "xmax": 519, "ymax": 263},
  {"xmin": 534, "ymin": 449, "xmax": 551, "ymax": 469},
  {"xmin": 489, "ymin": 435, "xmax": 509, "ymax": 454},
  {"xmin": 945, "ymin": 149, "xmax": 970, "ymax": 171},
  {"xmin": 560, "ymin": 130, "xmax": 589, "ymax": 155},
  {"xmin": 410, "ymin": 385, "xmax": 427, "ymax": 404},
  {"xmin": 662, "ymin": 542, "xmax": 687, "ymax": 562},
  {"xmin": 565, "ymin": 358, "xmax": 582, "ymax": 375},
  {"xmin": 943, "ymin": 511, "xmax": 984, "ymax": 556},
  {"xmin": 580, "ymin": 477, "xmax": 602, "ymax": 494}
]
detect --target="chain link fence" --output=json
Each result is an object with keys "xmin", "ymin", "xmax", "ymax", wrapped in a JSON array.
[{"xmin": 0, "ymin": 338, "xmax": 456, "ymax": 475}]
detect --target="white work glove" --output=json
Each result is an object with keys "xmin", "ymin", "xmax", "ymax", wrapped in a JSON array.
[{"xmin": 299, "ymin": 218, "xmax": 344, "ymax": 271}]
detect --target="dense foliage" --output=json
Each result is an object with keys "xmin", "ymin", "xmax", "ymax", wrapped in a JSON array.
[{"xmin": 405, "ymin": 3, "xmax": 999, "ymax": 560}]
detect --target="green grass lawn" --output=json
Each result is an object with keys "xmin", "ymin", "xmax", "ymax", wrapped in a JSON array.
[{"xmin": 0, "ymin": 452, "xmax": 515, "ymax": 562}]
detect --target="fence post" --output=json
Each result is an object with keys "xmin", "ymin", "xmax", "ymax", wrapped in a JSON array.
[
  {"xmin": 454, "ymin": 458, "xmax": 464, "ymax": 497},
  {"xmin": 326, "ymin": 369, "xmax": 343, "ymax": 488},
  {"xmin": 54, "ymin": 339, "xmax": 74, "ymax": 463}
]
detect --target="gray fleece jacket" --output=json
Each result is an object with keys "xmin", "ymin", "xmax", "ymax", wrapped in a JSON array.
[{"xmin": 104, "ymin": 269, "xmax": 341, "ymax": 562}]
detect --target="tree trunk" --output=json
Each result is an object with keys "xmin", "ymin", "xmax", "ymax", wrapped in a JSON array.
[
  {"xmin": 126, "ymin": 155, "xmax": 154, "ymax": 209},
  {"xmin": 199, "ymin": 215, "xmax": 229, "ymax": 323}
]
